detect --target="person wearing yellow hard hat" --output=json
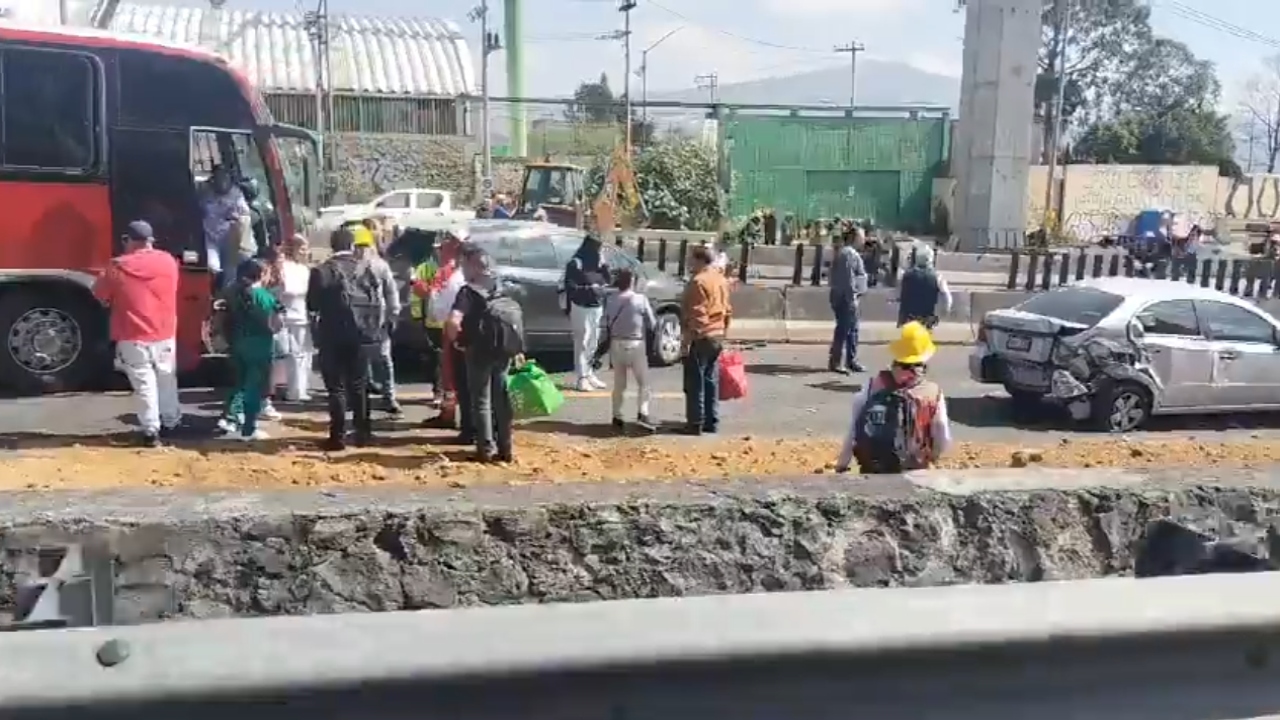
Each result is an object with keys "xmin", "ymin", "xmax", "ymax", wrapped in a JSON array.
[{"xmin": 835, "ymin": 321, "xmax": 953, "ymax": 474}]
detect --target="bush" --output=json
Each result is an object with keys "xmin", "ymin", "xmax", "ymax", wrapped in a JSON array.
[{"xmin": 585, "ymin": 139, "xmax": 723, "ymax": 231}]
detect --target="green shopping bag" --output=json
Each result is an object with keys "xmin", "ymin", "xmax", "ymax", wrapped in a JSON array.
[{"xmin": 507, "ymin": 361, "xmax": 565, "ymax": 420}]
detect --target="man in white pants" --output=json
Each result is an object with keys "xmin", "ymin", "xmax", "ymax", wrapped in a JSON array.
[
  {"xmin": 598, "ymin": 268, "xmax": 656, "ymax": 432},
  {"xmin": 93, "ymin": 221, "xmax": 182, "ymax": 447},
  {"xmin": 561, "ymin": 233, "xmax": 610, "ymax": 391}
]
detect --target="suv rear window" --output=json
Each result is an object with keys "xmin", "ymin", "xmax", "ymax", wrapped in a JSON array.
[{"xmin": 1015, "ymin": 287, "xmax": 1124, "ymax": 327}]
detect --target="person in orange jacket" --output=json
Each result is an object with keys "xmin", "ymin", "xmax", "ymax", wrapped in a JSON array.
[{"xmin": 413, "ymin": 225, "xmax": 470, "ymax": 432}]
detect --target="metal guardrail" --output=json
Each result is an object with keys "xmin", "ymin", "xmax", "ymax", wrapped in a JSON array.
[
  {"xmin": 6, "ymin": 573, "xmax": 1280, "ymax": 719},
  {"xmin": 1005, "ymin": 249, "xmax": 1280, "ymax": 298}
]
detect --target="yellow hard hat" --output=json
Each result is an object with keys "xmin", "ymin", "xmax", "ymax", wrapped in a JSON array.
[
  {"xmin": 889, "ymin": 321, "xmax": 936, "ymax": 365},
  {"xmin": 351, "ymin": 226, "xmax": 376, "ymax": 248}
]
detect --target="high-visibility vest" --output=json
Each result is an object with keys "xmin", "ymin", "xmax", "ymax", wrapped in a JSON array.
[{"xmin": 408, "ymin": 261, "xmax": 439, "ymax": 322}]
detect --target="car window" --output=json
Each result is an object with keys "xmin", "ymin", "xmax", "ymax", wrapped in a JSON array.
[
  {"xmin": 1136, "ymin": 300, "xmax": 1200, "ymax": 336},
  {"xmin": 602, "ymin": 245, "xmax": 644, "ymax": 278},
  {"xmin": 468, "ymin": 236, "xmax": 517, "ymax": 266},
  {"xmin": 1015, "ymin": 287, "xmax": 1124, "ymax": 327},
  {"xmin": 376, "ymin": 192, "xmax": 410, "ymax": 209},
  {"xmin": 1196, "ymin": 301, "xmax": 1276, "ymax": 344},
  {"xmin": 513, "ymin": 237, "xmax": 561, "ymax": 270},
  {"xmin": 415, "ymin": 192, "xmax": 444, "ymax": 209}
]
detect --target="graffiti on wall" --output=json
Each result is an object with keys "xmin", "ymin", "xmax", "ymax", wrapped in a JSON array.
[
  {"xmin": 1222, "ymin": 174, "xmax": 1280, "ymax": 221},
  {"xmin": 1059, "ymin": 165, "xmax": 1215, "ymax": 239},
  {"xmin": 329, "ymin": 133, "xmax": 476, "ymax": 204}
]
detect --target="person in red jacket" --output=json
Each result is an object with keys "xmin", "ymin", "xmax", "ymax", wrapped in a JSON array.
[{"xmin": 93, "ymin": 220, "xmax": 182, "ymax": 447}]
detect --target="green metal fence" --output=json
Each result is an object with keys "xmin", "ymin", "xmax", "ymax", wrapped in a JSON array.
[{"xmin": 724, "ymin": 114, "xmax": 949, "ymax": 231}]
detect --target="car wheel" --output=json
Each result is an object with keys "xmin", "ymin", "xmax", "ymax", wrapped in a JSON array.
[
  {"xmin": 1091, "ymin": 380, "xmax": 1152, "ymax": 433},
  {"xmin": 649, "ymin": 311, "xmax": 682, "ymax": 367},
  {"xmin": 0, "ymin": 289, "xmax": 105, "ymax": 395}
]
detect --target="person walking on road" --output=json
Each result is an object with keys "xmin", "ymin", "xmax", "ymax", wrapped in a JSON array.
[
  {"xmin": 680, "ymin": 245, "xmax": 732, "ymax": 435},
  {"xmin": 598, "ymin": 268, "xmax": 657, "ymax": 432},
  {"xmin": 277, "ymin": 234, "xmax": 314, "ymax": 402},
  {"xmin": 835, "ymin": 321, "xmax": 952, "ymax": 474},
  {"xmin": 307, "ymin": 226, "xmax": 388, "ymax": 451},
  {"xmin": 353, "ymin": 224, "xmax": 403, "ymax": 418},
  {"xmin": 563, "ymin": 232, "xmax": 611, "ymax": 391},
  {"xmin": 828, "ymin": 227, "xmax": 868, "ymax": 374},
  {"xmin": 93, "ymin": 220, "xmax": 182, "ymax": 447},
  {"xmin": 450, "ymin": 244, "xmax": 524, "ymax": 463},
  {"xmin": 223, "ymin": 258, "xmax": 283, "ymax": 442},
  {"xmin": 897, "ymin": 242, "xmax": 952, "ymax": 328}
]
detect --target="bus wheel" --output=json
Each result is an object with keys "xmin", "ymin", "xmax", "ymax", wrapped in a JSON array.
[{"xmin": 0, "ymin": 290, "xmax": 101, "ymax": 395}]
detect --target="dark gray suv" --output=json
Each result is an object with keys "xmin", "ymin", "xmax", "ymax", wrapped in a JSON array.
[{"xmin": 387, "ymin": 220, "xmax": 685, "ymax": 366}]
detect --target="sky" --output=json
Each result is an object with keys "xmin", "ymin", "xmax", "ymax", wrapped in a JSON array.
[{"xmin": 207, "ymin": 0, "xmax": 1280, "ymax": 108}]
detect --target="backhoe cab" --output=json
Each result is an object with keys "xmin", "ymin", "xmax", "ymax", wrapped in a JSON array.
[{"xmin": 517, "ymin": 162, "xmax": 586, "ymax": 228}]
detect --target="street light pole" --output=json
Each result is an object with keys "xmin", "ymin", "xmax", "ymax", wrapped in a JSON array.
[
  {"xmin": 638, "ymin": 26, "xmax": 682, "ymax": 125},
  {"xmin": 619, "ymin": 0, "xmax": 636, "ymax": 151},
  {"xmin": 470, "ymin": 1, "xmax": 501, "ymax": 192}
]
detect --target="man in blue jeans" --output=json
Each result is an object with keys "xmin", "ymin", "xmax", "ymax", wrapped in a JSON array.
[
  {"xmin": 828, "ymin": 228, "xmax": 868, "ymax": 374},
  {"xmin": 680, "ymin": 246, "xmax": 732, "ymax": 435}
]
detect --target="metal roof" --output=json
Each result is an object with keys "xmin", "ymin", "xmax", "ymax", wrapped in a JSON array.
[{"xmin": 107, "ymin": 2, "xmax": 476, "ymax": 97}]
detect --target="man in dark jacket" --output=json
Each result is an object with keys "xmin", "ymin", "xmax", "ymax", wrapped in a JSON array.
[
  {"xmin": 563, "ymin": 233, "xmax": 610, "ymax": 391},
  {"xmin": 897, "ymin": 243, "xmax": 953, "ymax": 328},
  {"xmin": 306, "ymin": 226, "xmax": 387, "ymax": 451}
]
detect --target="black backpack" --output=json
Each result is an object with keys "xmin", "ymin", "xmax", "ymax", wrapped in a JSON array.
[
  {"xmin": 472, "ymin": 290, "xmax": 524, "ymax": 360},
  {"xmin": 852, "ymin": 380, "xmax": 922, "ymax": 474},
  {"xmin": 332, "ymin": 259, "xmax": 385, "ymax": 345}
]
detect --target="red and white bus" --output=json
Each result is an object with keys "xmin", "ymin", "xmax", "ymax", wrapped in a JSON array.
[{"xmin": 0, "ymin": 22, "xmax": 320, "ymax": 394}]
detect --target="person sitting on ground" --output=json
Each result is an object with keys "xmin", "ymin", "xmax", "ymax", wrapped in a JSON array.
[
  {"xmin": 835, "ymin": 322, "xmax": 952, "ymax": 474},
  {"xmin": 597, "ymin": 268, "xmax": 657, "ymax": 432}
]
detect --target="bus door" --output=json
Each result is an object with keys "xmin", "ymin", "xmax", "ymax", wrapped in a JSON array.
[{"xmin": 108, "ymin": 126, "xmax": 209, "ymax": 372}]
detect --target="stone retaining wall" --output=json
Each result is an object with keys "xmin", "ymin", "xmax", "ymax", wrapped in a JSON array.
[{"xmin": 1, "ymin": 469, "xmax": 1276, "ymax": 622}]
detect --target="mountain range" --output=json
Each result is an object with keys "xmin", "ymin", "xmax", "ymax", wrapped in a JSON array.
[{"xmin": 650, "ymin": 59, "xmax": 961, "ymax": 113}]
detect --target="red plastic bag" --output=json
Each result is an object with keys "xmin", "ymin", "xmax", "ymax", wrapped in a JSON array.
[{"xmin": 718, "ymin": 350, "xmax": 749, "ymax": 401}]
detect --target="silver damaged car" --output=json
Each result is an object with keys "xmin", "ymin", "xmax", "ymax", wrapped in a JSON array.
[{"xmin": 970, "ymin": 277, "xmax": 1280, "ymax": 432}]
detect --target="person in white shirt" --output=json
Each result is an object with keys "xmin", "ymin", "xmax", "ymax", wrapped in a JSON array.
[
  {"xmin": 598, "ymin": 268, "xmax": 657, "ymax": 431},
  {"xmin": 277, "ymin": 234, "xmax": 314, "ymax": 401}
]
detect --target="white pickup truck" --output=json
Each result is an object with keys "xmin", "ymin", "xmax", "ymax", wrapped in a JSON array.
[{"xmin": 315, "ymin": 188, "xmax": 474, "ymax": 241}]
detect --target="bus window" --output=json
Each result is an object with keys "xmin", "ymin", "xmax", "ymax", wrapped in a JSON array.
[
  {"xmin": 118, "ymin": 50, "xmax": 251, "ymax": 130},
  {"xmin": 229, "ymin": 133, "xmax": 278, "ymax": 248},
  {"xmin": 1, "ymin": 48, "xmax": 98, "ymax": 171}
]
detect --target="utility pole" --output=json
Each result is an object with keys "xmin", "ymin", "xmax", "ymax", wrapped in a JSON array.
[
  {"xmin": 638, "ymin": 26, "xmax": 682, "ymax": 125},
  {"xmin": 695, "ymin": 72, "xmax": 718, "ymax": 103},
  {"xmin": 469, "ymin": 1, "xmax": 502, "ymax": 192},
  {"xmin": 834, "ymin": 41, "xmax": 865, "ymax": 109},
  {"xmin": 1042, "ymin": 0, "xmax": 1070, "ymax": 231},
  {"xmin": 619, "ymin": 0, "xmax": 636, "ymax": 152}
]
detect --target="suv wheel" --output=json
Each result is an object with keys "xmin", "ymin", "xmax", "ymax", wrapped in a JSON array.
[{"xmin": 649, "ymin": 311, "xmax": 682, "ymax": 367}]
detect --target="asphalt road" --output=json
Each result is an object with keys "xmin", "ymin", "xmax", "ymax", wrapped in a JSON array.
[{"xmin": 3, "ymin": 344, "xmax": 1280, "ymax": 446}]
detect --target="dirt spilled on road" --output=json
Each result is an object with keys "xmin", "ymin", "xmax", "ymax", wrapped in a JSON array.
[{"xmin": 1, "ymin": 428, "xmax": 1279, "ymax": 491}]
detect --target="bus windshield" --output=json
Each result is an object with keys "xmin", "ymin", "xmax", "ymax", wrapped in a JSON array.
[{"xmin": 272, "ymin": 127, "xmax": 322, "ymax": 240}]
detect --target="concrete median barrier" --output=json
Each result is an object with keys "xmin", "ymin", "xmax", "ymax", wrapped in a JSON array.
[{"xmin": 1, "ymin": 469, "xmax": 1276, "ymax": 621}]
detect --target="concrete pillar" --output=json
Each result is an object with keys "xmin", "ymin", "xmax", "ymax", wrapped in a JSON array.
[{"xmin": 953, "ymin": 0, "xmax": 1040, "ymax": 251}]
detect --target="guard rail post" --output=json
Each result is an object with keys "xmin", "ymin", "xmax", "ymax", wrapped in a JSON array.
[
  {"xmin": 635, "ymin": 238, "xmax": 646, "ymax": 264},
  {"xmin": 677, "ymin": 239, "xmax": 689, "ymax": 277},
  {"xmin": 1005, "ymin": 251, "xmax": 1021, "ymax": 290},
  {"xmin": 656, "ymin": 238, "xmax": 668, "ymax": 272},
  {"xmin": 737, "ymin": 243, "xmax": 750, "ymax": 284},
  {"xmin": 809, "ymin": 243, "xmax": 824, "ymax": 287},
  {"xmin": 791, "ymin": 244, "xmax": 805, "ymax": 286}
]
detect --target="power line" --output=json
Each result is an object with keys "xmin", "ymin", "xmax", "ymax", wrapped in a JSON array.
[
  {"xmin": 1162, "ymin": 2, "xmax": 1280, "ymax": 50},
  {"xmin": 645, "ymin": 0, "xmax": 827, "ymax": 54}
]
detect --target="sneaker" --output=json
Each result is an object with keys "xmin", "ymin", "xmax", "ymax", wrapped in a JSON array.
[
  {"xmin": 383, "ymin": 401, "xmax": 404, "ymax": 418},
  {"xmin": 319, "ymin": 437, "xmax": 346, "ymax": 452},
  {"xmin": 139, "ymin": 431, "xmax": 162, "ymax": 448},
  {"xmin": 573, "ymin": 379, "xmax": 593, "ymax": 392},
  {"xmin": 636, "ymin": 414, "xmax": 656, "ymax": 433},
  {"xmin": 216, "ymin": 417, "xmax": 239, "ymax": 434},
  {"xmin": 259, "ymin": 403, "xmax": 282, "ymax": 421},
  {"xmin": 238, "ymin": 429, "xmax": 269, "ymax": 442},
  {"xmin": 587, "ymin": 376, "xmax": 608, "ymax": 390},
  {"xmin": 846, "ymin": 360, "xmax": 867, "ymax": 373},
  {"xmin": 611, "ymin": 417, "xmax": 625, "ymax": 431}
]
